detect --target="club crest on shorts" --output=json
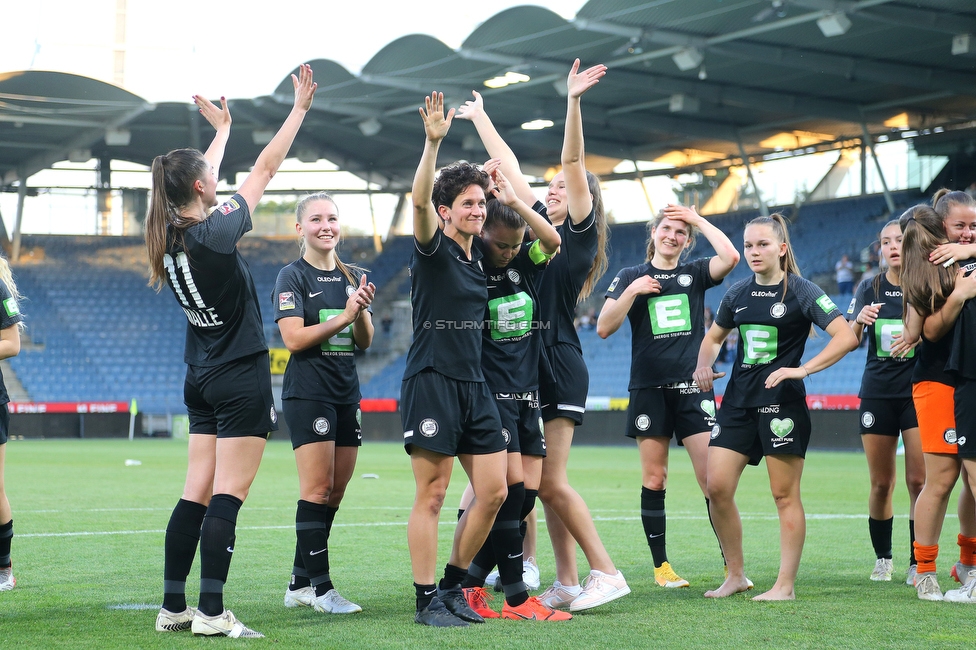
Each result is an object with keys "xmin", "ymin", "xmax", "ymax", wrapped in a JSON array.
[
  {"xmin": 538, "ymin": 417, "xmax": 545, "ymax": 435},
  {"xmin": 313, "ymin": 417, "xmax": 330, "ymax": 435},
  {"xmin": 677, "ymin": 274, "xmax": 692, "ymax": 287},
  {"xmin": 710, "ymin": 424, "xmax": 721, "ymax": 439},
  {"xmin": 861, "ymin": 411, "xmax": 875, "ymax": 428},
  {"xmin": 502, "ymin": 428, "xmax": 511, "ymax": 444},
  {"xmin": 356, "ymin": 408, "xmax": 362, "ymax": 425},
  {"xmin": 270, "ymin": 406, "xmax": 278, "ymax": 424},
  {"xmin": 770, "ymin": 302, "xmax": 787, "ymax": 318},
  {"xmin": 945, "ymin": 428, "xmax": 958, "ymax": 445},
  {"xmin": 507, "ymin": 268, "xmax": 521, "ymax": 284},
  {"xmin": 635, "ymin": 414, "xmax": 650, "ymax": 431},
  {"xmin": 420, "ymin": 418, "xmax": 439, "ymax": 437}
]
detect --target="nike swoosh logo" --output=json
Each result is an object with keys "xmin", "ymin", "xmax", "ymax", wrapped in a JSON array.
[
  {"xmin": 309, "ymin": 291, "xmax": 323, "ymax": 298},
  {"xmin": 735, "ymin": 307, "xmax": 748, "ymax": 313},
  {"xmin": 772, "ymin": 441, "xmax": 789, "ymax": 448},
  {"xmin": 226, "ymin": 547, "xmax": 234, "ymax": 553},
  {"xmin": 648, "ymin": 533, "xmax": 664, "ymax": 539},
  {"xmin": 508, "ymin": 553, "xmax": 523, "ymax": 559},
  {"xmin": 424, "ymin": 589, "xmax": 436, "ymax": 596},
  {"xmin": 309, "ymin": 548, "xmax": 328, "ymax": 556}
]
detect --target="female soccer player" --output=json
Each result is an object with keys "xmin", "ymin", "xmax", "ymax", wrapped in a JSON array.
[
  {"xmin": 402, "ymin": 92, "xmax": 508, "ymax": 627},
  {"xmin": 149, "ymin": 64, "xmax": 316, "ymax": 637},
  {"xmin": 899, "ymin": 196, "xmax": 976, "ymax": 601},
  {"xmin": 457, "ymin": 59, "xmax": 627, "ymax": 613},
  {"xmin": 274, "ymin": 193, "xmax": 375, "ymax": 615},
  {"xmin": 597, "ymin": 204, "xmax": 739, "ymax": 588},
  {"xmin": 694, "ymin": 213, "xmax": 858, "ymax": 600},
  {"xmin": 0, "ymin": 255, "xmax": 23, "ymax": 592},
  {"xmin": 459, "ymin": 170, "xmax": 570, "ymax": 621},
  {"xmin": 848, "ymin": 220, "xmax": 922, "ymax": 581}
]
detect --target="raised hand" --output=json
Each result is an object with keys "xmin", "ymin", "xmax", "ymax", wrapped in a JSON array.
[
  {"xmin": 419, "ymin": 91, "xmax": 454, "ymax": 142},
  {"xmin": 490, "ymin": 167, "xmax": 519, "ymax": 206},
  {"xmin": 194, "ymin": 95, "xmax": 231, "ymax": 131},
  {"xmin": 566, "ymin": 58, "xmax": 607, "ymax": 99},
  {"xmin": 345, "ymin": 274, "xmax": 375, "ymax": 319},
  {"xmin": 662, "ymin": 203, "xmax": 702, "ymax": 225},
  {"xmin": 291, "ymin": 63, "xmax": 317, "ymax": 112},
  {"xmin": 456, "ymin": 90, "xmax": 485, "ymax": 121}
]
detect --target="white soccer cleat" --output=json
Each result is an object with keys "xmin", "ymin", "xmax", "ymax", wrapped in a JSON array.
[
  {"xmin": 870, "ymin": 558, "xmax": 893, "ymax": 582},
  {"xmin": 0, "ymin": 566, "xmax": 14, "ymax": 592},
  {"xmin": 191, "ymin": 609, "xmax": 264, "ymax": 638},
  {"xmin": 914, "ymin": 572, "xmax": 943, "ymax": 602},
  {"xmin": 155, "ymin": 606, "xmax": 195, "ymax": 632},
  {"xmin": 313, "ymin": 589, "xmax": 362, "ymax": 614},
  {"xmin": 944, "ymin": 572, "xmax": 976, "ymax": 603},
  {"xmin": 569, "ymin": 570, "xmax": 631, "ymax": 611},
  {"xmin": 284, "ymin": 585, "xmax": 315, "ymax": 608}
]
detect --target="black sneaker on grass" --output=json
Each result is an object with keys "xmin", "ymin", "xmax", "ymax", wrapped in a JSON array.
[
  {"xmin": 437, "ymin": 585, "xmax": 485, "ymax": 623},
  {"xmin": 415, "ymin": 596, "xmax": 469, "ymax": 627}
]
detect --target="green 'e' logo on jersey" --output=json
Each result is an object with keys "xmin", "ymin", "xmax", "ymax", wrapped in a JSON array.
[
  {"xmin": 3, "ymin": 298, "xmax": 18, "ymax": 317},
  {"xmin": 647, "ymin": 294, "xmax": 691, "ymax": 335},
  {"xmin": 740, "ymin": 324, "xmax": 778, "ymax": 365},
  {"xmin": 319, "ymin": 309, "xmax": 354, "ymax": 352},
  {"xmin": 816, "ymin": 294, "xmax": 837, "ymax": 314},
  {"xmin": 489, "ymin": 292, "xmax": 533, "ymax": 340},
  {"xmin": 874, "ymin": 318, "xmax": 914, "ymax": 359}
]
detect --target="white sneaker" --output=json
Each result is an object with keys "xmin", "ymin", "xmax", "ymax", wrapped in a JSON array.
[
  {"xmin": 284, "ymin": 586, "xmax": 315, "ymax": 608},
  {"xmin": 523, "ymin": 557, "xmax": 541, "ymax": 591},
  {"xmin": 914, "ymin": 572, "xmax": 943, "ymax": 602},
  {"xmin": 313, "ymin": 589, "xmax": 362, "ymax": 614},
  {"xmin": 944, "ymin": 572, "xmax": 976, "ymax": 603},
  {"xmin": 0, "ymin": 566, "xmax": 14, "ymax": 591},
  {"xmin": 870, "ymin": 558, "xmax": 893, "ymax": 582},
  {"xmin": 951, "ymin": 562, "xmax": 976, "ymax": 586},
  {"xmin": 905, "ymin": 564, "xmax": 917, "ymax": 587},
  {"xmin": 569, "ymin": 570, "xmax": 631, "ymax": 612},
  {"xmin": 191, "ymin": 609, "xmax": 264, "ymax": 638},
  {"xmin": 155, "ymin": 606, "xmax": 195, "ymax": 632},
  {"xmin": 538, "ymin": 581, "xmax": 581, "ymax": 610}
]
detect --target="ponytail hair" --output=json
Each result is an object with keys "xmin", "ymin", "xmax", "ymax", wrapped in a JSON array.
[
  {"xmin": 578, "ymin": 171, "xmax": 609, "ymax": 303},
  {"xmin": 145, "ymin": 149, "xmax": 209, "ymax": 290},
  {"xmin": 899, "ymin": 204, "xmax": 955, "ymax": 320},
  {"xmin": 746, "ymin": 212, "xmax": 800, "ymax": 298},
  {"xmin": 645, "ymin": 208, "xmax": 699, "ymax": 263},
  {"xmin": 295, "ymin": 192, "xmax": 367, "ymax": 286},
  {"xmin": 932, "ymin": 187, "xmax": 976, "ymax": 219}
]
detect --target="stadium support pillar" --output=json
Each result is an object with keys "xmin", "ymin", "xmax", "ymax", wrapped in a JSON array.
[
  {"xmin": 11, "ymin": 178, "xmax": 27, "ymax": 262},
  {"xmin": 860, "ymin": 140, "xmax": 867, "ymax": 196},
  {"xmin": 860, "ymin": 123, "xmax": 896, "ymax": 214},
  {"xmin": 368, "ymin": 190, "xmax": 382, "ymax": 253},
  {"xmin": 737, "ymin": 137, "xmax": 768, "ymax": 217},
  {"xmin": 387, "ymin": 193, "xmax": 407, "ymax": 239}
]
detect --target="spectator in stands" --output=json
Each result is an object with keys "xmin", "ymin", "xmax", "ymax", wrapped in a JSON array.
[
  {"xmin": 148, "ymin": 65, "xmax": 316, "ymax": 638},
  {"xmin": 898, "ymin": 192, "xmax": 976, "ymax": 602},
  {"xmin": 400, "ymin": 91, "xmax": 507, "ymax": 627},
  {"xmin": 0, "ymin": 255, "xmax": 24, "ymax": 593},
  {"xmin": 847, "ymin": 220, "xmax": 922, "ymax": 583},
  {"xmin": 694, "ymin": 213, "xmax": 857, "ymax": 600},
  {"xmin": 597, "ymin": 203, "xmax": 739, "ymax": 589},
  {"xmin": 836, "ymin": 254, "xmax": 855, "ymax": 296},
  {"xmin": 703, "ymin": 305, "xmax": 715, "ymax": 331},
  {"xmin": 457, "ymin": 60, "xmax": 629, "ymax": 612},
  {"xmin": 860, "ymin": 261, "xmax": 881, "ymax": 285},
  {"xmin": 274, "ymin": 193, "xmax": 375, "ymax": 616}
]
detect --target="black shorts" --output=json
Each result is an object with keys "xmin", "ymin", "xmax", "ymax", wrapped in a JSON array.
[
  {"xmin": 283, "ymin": 398, "xmax": 362, "ymax": 450},
  {"xmin": 401, "ymin": 370, "xmax": 505, "ymax": 456},
  {"xmin": 184, "ymin": 351, "xmax": 278, "ymax": 439},
  {"xmin": 954, "ymin": 379, "xmax": 976, "ymax": 459},
  {"xmin": 0, "ymin": 406, "xmax": 8, "ymax": 444},
  {"xmin": 626, "ymin": 382, "xmax": 716, "ymax": 443},
  {"xmin": 709, "ymin": 399, "xmax": 812, "ymax": 466},
  {"xmin": 540, "ymin": 344, "xmax": 588, "ymax": 425},
  {"xmin": 859, "ymin": 397, "xmax": 918, "ymax": 437},
  {"xmin": 495, "ymin": 392, "xmax": 547, "ymax": 458}
]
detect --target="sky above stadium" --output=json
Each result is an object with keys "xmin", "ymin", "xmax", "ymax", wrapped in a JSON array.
[{"xmin": 1, "ymin": 1, "xmax": 583, "ymax": 102}]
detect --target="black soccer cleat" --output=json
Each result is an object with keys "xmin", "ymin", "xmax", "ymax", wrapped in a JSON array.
[
  {"xmin": 437, "ymin": 585, "xmax": 485, "ymax": 623},
  {"xmin": 415, "ymin": 596, "xmax": 469, "ymax": 627}
]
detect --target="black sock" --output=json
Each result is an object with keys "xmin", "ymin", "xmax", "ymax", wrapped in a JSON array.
[
  {"xmin": 162, "ymin": 499, "xmax": 206, "ymax": 613},
  {"xmin": 0, "ymin": 519, "xmax": 12, "ymax": 568},
  {"xmin": 705, "ymin": 498, "xmax": 726, "ymax": 565},
  {"xmin": 438, "ymin": 563, "xmax": 468, "ymax": 591},
  {"xmin": 641, "ymin": 487, "xmax": 668, "ymax": 567},
  {"xmin": 289, "ymin": 541, "xmax": 310, "ymax": 590},
  {"xmin": 296, "ymin": 500, "xmax": 335, "ymax": 597},
  {"xmin": 520, "ymin": 489, "xmax": 538, "ymax": 523},
  {"xmin": 463, "ymin": 538, "xmax": 495, "ymax": 588},
  {"xmin": 198, "ymin": 494, "xmax": 242, "ymax": 616},
  {"xmin": 415, "ymin": 582, "xmax": 436, "ymax": 611},
  {"xmin": 494, "ymin": 482, "xmax": 528, "ymax": 607},
  {"xmin": 909, "ymin": 519, "xmax": 917, "ymax": 566},
  {"xmin": 868, "ymin": 517, "xmax": 893, "ymax": 560}
]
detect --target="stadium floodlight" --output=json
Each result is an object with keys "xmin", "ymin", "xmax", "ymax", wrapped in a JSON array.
[
  {"xmin": 483, "ymin": 71, "xmax": 531, "ymax": 89},
  {"xmin": 358, "ymin": 118, "xmax": 382, "ymax": 137},
  {"xmin": 672, "ymin": 47, "xmax": 703, "ymax": 71},
  {"xmin": 521, "ymin": 119, "xmax": 554, "ymax": 131},
  {"xmin": 817, "ymin": 13, "xmax": 851, "ymax": 37},
  {"xmin": 669, "ymin": 94, "xmax": 700, "ymax": 114},
  {"xmin": 952, "ymin": 34, "xmax": 974, "ymax": 56},
  {"xmin": 68, "ymin": 149, "xmax": 91, "ymax": 163},
  {"xmin": 104, "ymin": 129, "xmax": 131, "ymax": 146}
]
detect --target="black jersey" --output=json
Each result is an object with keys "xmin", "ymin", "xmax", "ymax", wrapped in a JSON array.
[
  {"xmin": 164, "ymin": 194, "xmax": 267, "ymax": 367},
  {"xmin": 605, "ymin": 257, "xmax": 718, "ymax": 389},
  {"xmin": 481, "ymin": 240, "xmax": 550, "ymax": 393},
  {"xmin": 912, "ymin": 259, "xmax": 976, "ymax": 385},
  {"xmin": 273, "ymin": 259, "xmax": 366, "ymax": 404},
  {"xmin": 0, "ymin": 280, "xmax": 23, "ymax": 405},
  {"xmin": 848, "ymin": 275, "xmax": 915, "ymax": 399},
  {"xmin": 715, "ymin": 274, "xmax": 843, "ymax": 408},
  {"xmin": 534, "ymin": 201, "xmax": 598, "ymax": 350},
  {"xmin": 946, "ymin": 260, "xmax": 976, "ymax": 380},
  {"xmin": 403, "ymin": 229, "xmax": 488, "ymax": 382}
]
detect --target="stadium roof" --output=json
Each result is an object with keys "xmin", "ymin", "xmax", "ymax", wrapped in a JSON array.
[{"xmin": 3, "ymin": 0, "xmax": 976, "ymax": 192}]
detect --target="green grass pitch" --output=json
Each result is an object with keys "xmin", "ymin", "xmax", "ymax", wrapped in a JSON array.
[{"xmin": 1, "ymin": 439, "xmax": 972, "ymax": 648}]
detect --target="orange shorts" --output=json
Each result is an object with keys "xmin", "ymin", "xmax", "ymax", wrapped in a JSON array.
[{"xmin": 912, "ymin": 381, "xmax": 960, "ymax": 455}]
